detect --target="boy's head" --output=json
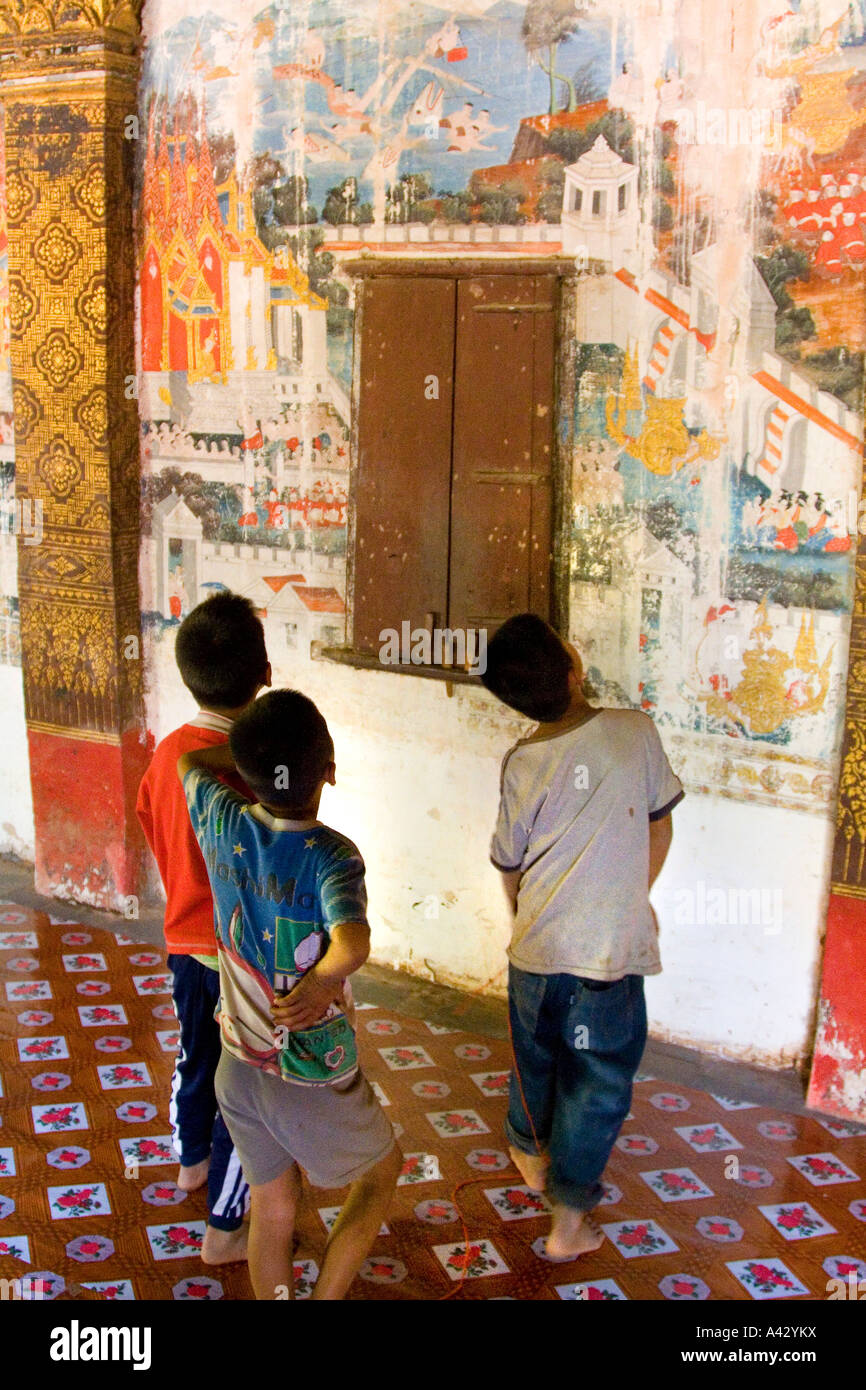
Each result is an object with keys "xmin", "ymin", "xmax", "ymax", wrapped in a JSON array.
[
  {"xmin": 480, "ymin": 613, "xmax": 578, "ymax": 721},
  {"xmin": 229, "ymin": 689, "xmax": 334, "ymax": 814},
  {"xmin": 175, "ymin": 592, "xmax": 269, "ymax": 711}
]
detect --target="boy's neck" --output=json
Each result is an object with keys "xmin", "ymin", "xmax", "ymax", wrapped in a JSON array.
[
  {"xmin": 198, "ymin": 701, "xmax": 250, "ymax": 722},
  {"xmin": 537, "ymin": 689, "xmax": 595, "ymax": 736}
]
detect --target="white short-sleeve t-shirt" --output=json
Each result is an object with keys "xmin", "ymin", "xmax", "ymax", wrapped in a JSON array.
[{"xmin": 490, "ymin": 708, "xmax": 684, "ymax": 981}]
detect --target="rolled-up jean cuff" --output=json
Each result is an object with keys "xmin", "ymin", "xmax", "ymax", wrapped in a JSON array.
[
  {"xmin": 545, "ymin": 1176, "xmax": 604, "ymax": 1213},
  {"xmin": 505, "ymin": 1115, "xmax": 547, "ymax": 1158}
]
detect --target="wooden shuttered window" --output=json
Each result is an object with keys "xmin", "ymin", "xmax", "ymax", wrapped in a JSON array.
[{"xmin": 352, "ymin": 271, "xmax": 557, "ymax": 660}]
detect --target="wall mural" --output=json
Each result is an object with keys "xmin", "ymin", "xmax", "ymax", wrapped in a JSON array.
[
  {"xmin": 0, "ymin": 114, "xmax": 20, "ymax": 668},
  {"xmin": 138, "ymin": 0, "xmax": 866, "ymax": 812}
]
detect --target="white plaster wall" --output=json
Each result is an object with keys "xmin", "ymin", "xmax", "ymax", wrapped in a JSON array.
[
  {"xmin": 0, "ymin": 663, "xmax": 34, "ymax": 859},
  {"xmin": 143, "ymin": 619, "xmax": 832, "ymax": 1068}
]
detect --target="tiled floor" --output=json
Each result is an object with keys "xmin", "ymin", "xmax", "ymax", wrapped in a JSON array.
[{"xmin": 1, "ymin": 901, "xmax": 864, "ymax": 1301}]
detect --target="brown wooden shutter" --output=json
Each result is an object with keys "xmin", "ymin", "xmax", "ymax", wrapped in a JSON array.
[
  {"xmin": 448, "ymin": 275, "xmax": 556, "ymax": 633},
  {"xmin": 352, "ymin": 276, "xmax": 456, "ymax": 653}
]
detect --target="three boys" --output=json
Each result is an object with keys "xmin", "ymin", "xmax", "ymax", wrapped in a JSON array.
[{"xmin": 139, "ymin": 592, "xmax": 681, "ymax": 1287}]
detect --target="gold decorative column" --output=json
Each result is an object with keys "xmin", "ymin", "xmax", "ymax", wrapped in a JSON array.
[{"xmin": 0, "ymin": 1, "xmax": 148, "ymax": 908}]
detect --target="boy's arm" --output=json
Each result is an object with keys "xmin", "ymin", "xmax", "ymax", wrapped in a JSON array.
[
  {"xmin": 496, "ymin": 867, "xmax": 521, "ymax": 916},
  {"xmin": 270, "ymin": 923, "xmax": 370, "ymax": 1031},
  {"xmin": 177, "ymin": 742, "xmax": 237, "ymax": 781},
  {"xmin": 648, "ymin": 813, "xmax": 673, "ymax": 888}
]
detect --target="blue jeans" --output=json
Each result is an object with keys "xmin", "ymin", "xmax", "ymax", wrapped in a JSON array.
[
  {"xmin": 506, "ymin": 965, "xmax": 647, "ymax": 1212},
  {"xmin": 168, "ymin": 954, "xmax": 249, "ymax": 1232}
]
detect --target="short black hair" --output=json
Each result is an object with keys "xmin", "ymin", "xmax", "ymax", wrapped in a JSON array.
[
  {"xmin": 175, "ymin": 592, "xmax": 268, "ymax": 709},
  {"xmin": 230, "ymin": 689, "xmax": 334, "ymax": 812},
  {"xmin": 480, "ymin": 613, "xmax": 573, "ymax": 721}
]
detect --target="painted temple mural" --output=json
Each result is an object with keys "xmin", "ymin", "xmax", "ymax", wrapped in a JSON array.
[
  {"xmin": 136, "ymin": 0, "xmax": 866, "ymax": 814},
  {"xmin": 0, "ymin": 115, "xmax": 19, "ymax": 668}
]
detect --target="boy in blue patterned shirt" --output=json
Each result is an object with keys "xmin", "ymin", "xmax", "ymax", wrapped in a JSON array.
[{"xmin": 178, "ymin": 689, "xmax": 401, "ymax": 1299}]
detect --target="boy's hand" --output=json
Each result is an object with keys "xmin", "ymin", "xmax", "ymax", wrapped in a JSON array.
[
  {"xmin": 177, "ymin": 743, "xmax": 236, "ymax": 781},
  {"xmin": 271, "ymin": 970, "xmax": 342, "ymax": 1031},
  {"xmin": 191, "ymin": 743, "xmax": 236, "ymax": 771}
]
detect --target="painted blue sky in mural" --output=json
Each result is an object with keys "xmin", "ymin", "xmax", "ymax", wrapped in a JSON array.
[{"xmin": 142, "ymin": 1, "xmax": 621, "ymax": 208}]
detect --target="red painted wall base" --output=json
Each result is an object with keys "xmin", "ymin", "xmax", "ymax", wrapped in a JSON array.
[
  {"xmin": 27, "ymin": 727, "xmax": 153, "ymax": 913},
  {"xmin": 807, "ymin": 892, "xmax": 866, "ymax": 1121}
]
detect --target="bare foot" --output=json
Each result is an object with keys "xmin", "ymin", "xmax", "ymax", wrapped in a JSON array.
[
  {"xmin": 508, "ymin": 1144, "xmax": 550, "ymax": 1193},
  {"xmin": 177, "ymin": 1157, "xmax": 210, "ymax": 1192},
  {"xmin": 201, "ymin": 1222, "xmax": 249, "ymax": 1266},
  {"xmin": 544, "ymin": 1206, "xmax": 605, "ymax": 1261}
]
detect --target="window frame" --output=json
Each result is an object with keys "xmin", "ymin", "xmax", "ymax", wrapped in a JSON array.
[{"xmin": 314, "ymin": 255, "xmax": 582, "ymax": 683}]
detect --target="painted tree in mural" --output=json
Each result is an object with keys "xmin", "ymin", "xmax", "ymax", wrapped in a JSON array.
[{"xmin": 522, "ymin": 0, "xmax": 594, "ymax": 115}]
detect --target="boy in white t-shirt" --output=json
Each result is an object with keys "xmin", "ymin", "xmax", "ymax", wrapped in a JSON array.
[{"xmin": 482, "ymin": 615, "xmax": 684, "ymax": 1261}]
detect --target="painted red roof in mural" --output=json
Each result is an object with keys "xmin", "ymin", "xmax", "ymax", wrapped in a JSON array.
[
  {"xmin": 291, "ymin": 586, "xmax": 345, "ymax": 614},
  {"xmin": 263, "ymin": 575, "xmax": 305, "ymax": 593}
]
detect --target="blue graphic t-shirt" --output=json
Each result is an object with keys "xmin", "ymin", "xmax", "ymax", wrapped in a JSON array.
[{"xmin": 183, "ymin": 767, "xmax": 366, "ymax": 1086}]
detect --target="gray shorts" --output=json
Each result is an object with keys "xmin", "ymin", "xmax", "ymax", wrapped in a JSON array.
[{"xmin": 215, "ymin": 1048, "xmax": 395, "ymax": 1189}]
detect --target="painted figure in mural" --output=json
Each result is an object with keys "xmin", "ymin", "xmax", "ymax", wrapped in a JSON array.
[
  {"xmin": 137, "ymin": 593, "xmax": 272, "ymax": 1267},
  {"xmin": 178, "ymin": 690, "xmax": 402, "ymax": 1299},
  {"xmin": 482, "ymin": 615, "xmax": 683, "ymax": 1261}
]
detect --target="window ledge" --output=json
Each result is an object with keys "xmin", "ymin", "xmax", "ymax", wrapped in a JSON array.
[{"xmin": 311, "ymin": 643, "xmax": 485, "ymax": 687}]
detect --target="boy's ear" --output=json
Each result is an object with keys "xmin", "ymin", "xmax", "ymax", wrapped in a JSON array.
[
  {"xmin": 264, "ymin": 662, "xmax": 272, "ymax": 689},
  {"xmin": 325, "ymin": 761, "xmax": 336, "ymax": 787}
]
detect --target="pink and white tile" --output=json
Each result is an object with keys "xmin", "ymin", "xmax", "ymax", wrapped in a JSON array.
[
  {"xmin": 822, "ymin": 1254, "xmax": 866, "ymax": 1281},
  {"xmin": 756, "ymin": 1120, "xmax": 798, "ymax": 1141},
  {"xmin": 454, "ymin": 1043, "xmax": 490, "ymax": 1062},
  {"xmin": 46, "ymin": 1146, "xmax": 90, "ymax": 1170},
  {"xmin": 615, "ymin": 1134, "xmax": 659, "ymax": 1156},
  {"xmin": 146, "ymin": 1221, "xmax": 206, "ymax": 1260},
  {"xmin": 66, "ymin": 1234, "xmax": 115, "ymax": 1264},
  {"xmin": 414, "ymin": 1198, "xmax": 459, "ymax": 1225},
  {"xmin": 471, "ymin": 1071, "xmax": 510, "ymax": 1098},
  {"xmin": 483, "ymin": 1184, "xmax": 551, "ymax": 1221},
  {"xmin": 396, "ymin": 1152, "xmax": 441, "ymax": 1186},
  {"xmin": 5, "ymin": 979, "xmax": 51, "ymax": 1001},
  {"xmin": 18, "ymin": 1035, "xmax": 69, "ymax": 1062},
  {"xmin": 649, "ymin": 1092, "xmax": 690, "ymax": 1112},
  {"xmin": 556, "ymin": 1278, "xmax": 627, "ymax": 1301},
  {"xmin": 95, "ymin": 1037, "xmax": 133, "ymax": 1054},
  {"xmin": 659, "ymin": 1273, "xmax": 711, "ymax": 1300},
  {"xmin": 639, "ymin": 1167, "xmax": 714, "ymax": 1202},
  {"xmin": 155, "ymin": 1030, "xmax": 180, "ymax": 1052},
  {"xmin": 96, "ymin": 1062, "xmax": 153, "ymax": 1090},
  {"xmin": 675, "ymin": 1122, "xmax": 742, "ymax": 1153},
  {"xmin": 0, "ymin": 929, "xmax": 38, "ymax": 949},
  {"xmin": 82, "ymin": 1279, "xmax": 135, "ymax": 1300},
  {"xmin": 726, "ymin": 1258, "xmax": 809, "ymax": 1299},
  {"xmin": 48, "ymin": 1183, "xmax": 111, "ymax": 1220},
  {"xmin": 0, "ymin": 1150, "xmax": 15, "ymax": 1178},
  {"xmin": 411, "ymin": 1079, "xmax": 450, "ymax": 1100},
  {"xmin": 76, "ymin": 981, "xmax": 111, "ymax": 997},
  {"xmin": 433, "ymin": 1239, "xmax": 509, "ymax": 1281},
  {"xmin": 78, "ymin": 1004, "xmax": 128, "ymax": 1027},
  {"xmin": 377, "ymin": 1045, "xmax": 435, "ymax": 1071},
  {"xmin": 133, "ymin": 974, "xmax": 173, "ymax": 996},
  {"xmin": 734, "ymin": 1164, "xmax": 775, "ymax": 1188},
  {"xmin": 292, "ymin": 1260, "xmax": 319, "ymax": 1300},
  {"xmin": 318, "ymin": 1206, "xmax": 388, "ymax": 1236},
  {"xmin": 173, "ymin": 1276, "xmax": 223, "ymax": 1300},
  {"xmin": 118, "ymin": 1136, "xmax": 178, "ymax": 1168},
  {"xmin": 0, "ymin": 1234, "xmax": 30, "ymax": 1262},
  {"xmin": 814, "ymin": 1116, "xmax": 866, "ymax": 1140},
  {"xmin": 759, "ymin": 1201, "xmax": 837, "ymax": 1240},
  {"xmin": 359, "ymin": 1256, "xmax": 407, "ymax": 1284},
  {"xmin": 786, "ymin": 1152, "xmax": 859, "ymax": 1185},
  {"xmin": 601, "ymin": 1219, "xmax": 679, "ymax": 1258},
  {"xmin": 465, "ymin": 1148, "xmax": 511, "ymax": 1173},
  {"xmin": 62, "ymin": 953, "xmax": 107, "ymax": 973},
  {"xmin": 710, "ymin": 1094, "xmax": 759, "ymax": 1111},
  {"xmin": 32, "ymin": 1102, "xmax": 89, "ymax": 1134},
  {"xmin": 426, "ymin": 1109, "xmax": 489, "ymax": 1138},
  {"xmin": 696, "ymin": 1215, "xmax": 744, "ymax": 1243}
]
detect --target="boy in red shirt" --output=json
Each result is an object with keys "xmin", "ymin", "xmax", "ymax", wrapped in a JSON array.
[{"xmin": 136, "ymin": 592, "xmax": 271, "ymax": 1264}]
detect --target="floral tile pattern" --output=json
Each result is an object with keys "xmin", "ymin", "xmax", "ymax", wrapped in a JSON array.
[{"xmin": 1, "ymin": 901, "xmax": 865, "ymax": 1301}]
